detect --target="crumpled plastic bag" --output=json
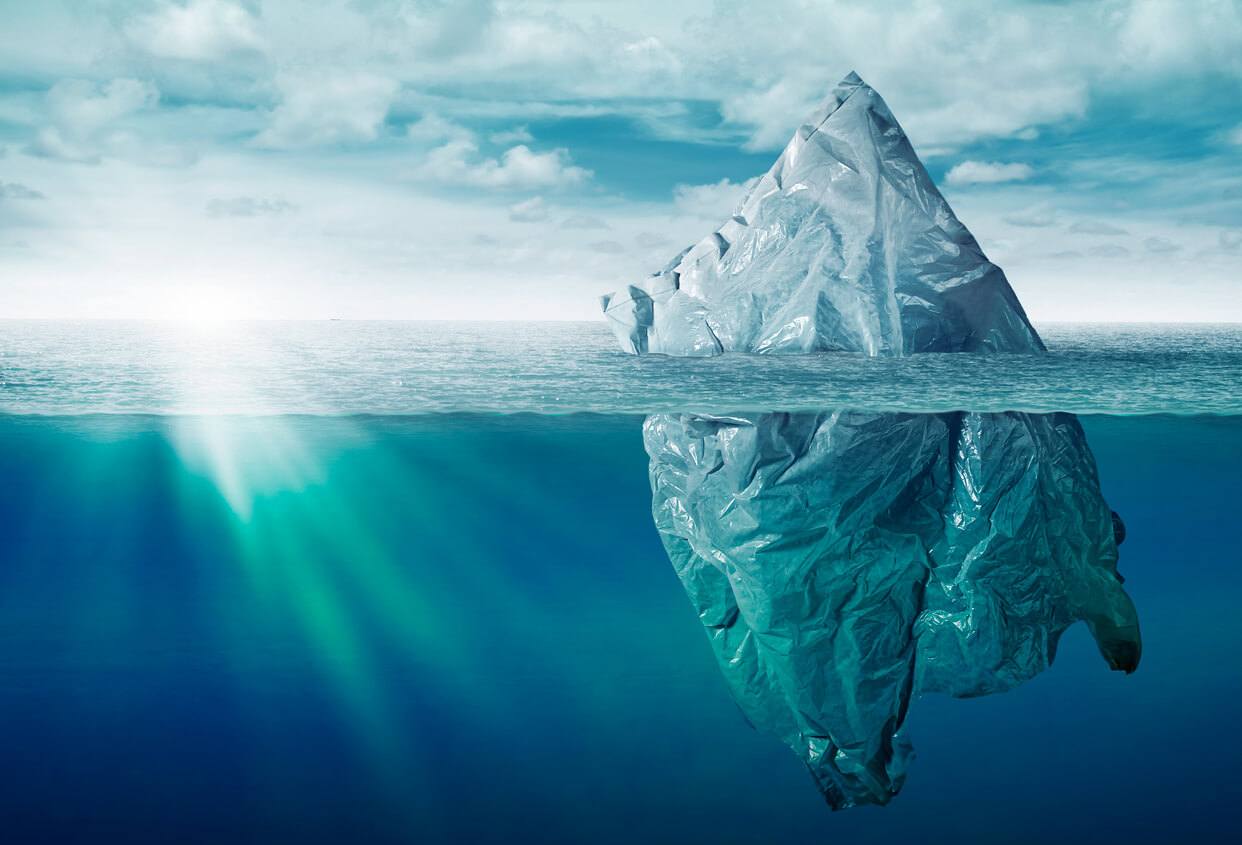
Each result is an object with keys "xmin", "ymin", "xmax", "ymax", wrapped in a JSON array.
[{"xmin": 601, "ymin": 72, "xmax": 1140, "ymax": 809}]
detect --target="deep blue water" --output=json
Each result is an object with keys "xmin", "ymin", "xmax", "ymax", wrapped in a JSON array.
[
  {"xmin": 0, "ymin": 321, "xmax": 1240, "ymax": 843},
  {"xmin": 0, "ymin": 411, "xmax": 1238, "ymax": 844}
]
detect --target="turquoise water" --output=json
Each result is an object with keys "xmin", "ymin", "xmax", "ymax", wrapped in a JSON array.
[
  {"xmin": 3, "ymin": 320, "xmax": 1240, "ymax": 415},
  {"xmin": 1, "ymin": 322, "xmax": 1240, "ymax": 843}
]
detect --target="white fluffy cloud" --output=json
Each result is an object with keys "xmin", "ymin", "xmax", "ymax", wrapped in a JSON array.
[
  {"xmin": 128, "ymin": 0, "xmax": 266, "ymax": 62},
  {"xmin": 1117, "ymin": 0, "xmax": 1242, "ymax": 73},
  {"xmin": 945, "ymin": 161, "xmax": 1035, "ymax": 187},
  {"xmin": 413, "ymin": 141, "xmax": 591, "ymax": 191},
  {"xmin": 672, "ymin": 177, "xmax": 758, "ymax": 220},
  {"xmin": 26, "ymin": 78, "xmax": 167, "ymax": 164},
  {"xmin": 253, "ymin": 71, "xmax": 399, "ymax": 149}
]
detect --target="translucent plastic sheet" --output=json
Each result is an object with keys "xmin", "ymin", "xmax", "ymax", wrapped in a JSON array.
[{"xmin": 601, "ymin": 73, "xmax": 1139, "ymax": 808}]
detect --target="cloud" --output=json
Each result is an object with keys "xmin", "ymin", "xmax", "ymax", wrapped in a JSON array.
[
  {"xmin": 1221, "ymin": 229, "xmax": 1242, "ymax": 252},
  {"xmin": 636, "ymin": 231, "xmax": 669, "ymax": 248},
  {"xmin": 1002, "ymin": 203, "xmax": 1058, "ymax": 228},
  {"xmin": 590, "ymin": 240, "xmax": 627, "ymax": 254},
  {"xmin": 1144, "ymin": 235, "xmax": 1181, "ymax": 253},
  {"xmin": 705, "ymin": 2, "xmax": 1096, "ymax": 151},
  {"xmin": 1229, "ymin": 124, "xmax": 1242, "ymax": 145},
  {"xmin": 489, "ymin": 125, "xmax": 534, "ymax": 145},
  {"xmin": 0, "ymin": 182, "xmax": 46, "ymax": 200},
  {"xmin": 253, "ymin": 71, "xmax": 399, "ymax": 149},
  {"xmin": 26, "ymin": 78, "xmax": 168, "ymax": 164},
  {"xmin": 406, "ymin": 113, "xmax": 474, "ymax": 143},
  {"xmin": 206, "ymin": 196, "xmax": 297, "ymax": 218},
  {"xmin": 508, "ymin": 196, "xmax": 550, "ymax": 222},
  {"xmin": 128, "ymin": 0, "xmax": 266, "ymax": 62},
  {"xmin": 720, "ymin": 78, "xmax": 818, "ymax": 152},
  {"xmin": 413, "ymin": 141, "xmax": 591, "ymax": 191},
  {"xmin": 560, "ymin": 214, "xmax": 608, "ymax": 229},
  {"xmin": 1088, "ymin": 244, "xmax": 1132, "ymax": 258},
  {"xmin": 1070, "ymin": 220, "xmax": 1129, "ymax": 236},
  {"xmin": 944, "ymin": 161, "xmax": 1035, "ymax": 187},
  {"xmin": 672, "ymin": 177, "xmax": 757, "ymax": 220},
  {"xmin": 1117, "ymin": 0, "xmax": 1242, "ymax": 73}
]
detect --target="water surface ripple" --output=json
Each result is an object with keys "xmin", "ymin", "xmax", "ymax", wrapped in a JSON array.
[{"xmin": 1, "ymin": 321, "xmax": 1238, "ymax": 416}]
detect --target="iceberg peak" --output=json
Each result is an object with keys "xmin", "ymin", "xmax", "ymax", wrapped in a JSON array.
[{"xmin": 602, "ymin": 72, "xmax": 1042, "ymax": 358}]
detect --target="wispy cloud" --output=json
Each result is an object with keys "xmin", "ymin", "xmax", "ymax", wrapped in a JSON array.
[
  {"xmin": 253, "ymin": 71, "xmax": 399, "ymax": 149},
  {"xmin": 127, "ymin": 0, "xmax": 266, "ymax": 62},
  {"xmin": 0, "ymin": 182, "xmax": 46, "ymax": 200},
  {"xmin": 945, "ymin": 161, "xmax": 1034, "ymax": 187},
  {"xmin": 1088, "ymin": 244, "xmax": 1132, "ymax": 258},
  {"xmin": 672, "ymin": 178, "xmax": 757, "ymax": 220},
  {"xmin": 1002, "ymin": 203, "xmax": 1058, "ymax": 228},
  {"xmin": 206, "ymin": 196, "xmax": 297, "ymax": 218},
  {"xmin": 411, "ymin": 141, "xmax": 591, "ymax": 191},
  {"xmin": 560, "ymin": 214, "xmax": 609, "ymax": 230},
  {"xmin": 489, "ymin": 126, "xmax": 534, "ymax": 146},
  {"xmin": 508, "ymin": 196, "xmax": 550, "ymax": 222},
  {"xmin": 27, "ymin": 78, "xmax": 161, "ymax": 164},
  {"xmin": 1144, "ymin": 235, "xmax": 1180, "ymax": 253},
  {"xmin": 406, "ymin": 113, "xmax": 474, "ymax": 143},
  {"xmin": 1070, "ymin": 220, "xmax": 1129, "ymax": 236}
]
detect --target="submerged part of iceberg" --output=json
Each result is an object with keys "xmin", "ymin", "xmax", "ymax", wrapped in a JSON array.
[
  {"xmin": 647, "ymin": 409, "xmax": 1138, "ymax": 808},
  {"xmin": 601, "ymin": 73, "xmax": 1139, "ymax": 809}
]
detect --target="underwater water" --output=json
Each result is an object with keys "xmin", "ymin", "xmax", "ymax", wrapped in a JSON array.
[{"xmin": 1, "ymin": 322, "xmax": 1240, "ymax": 844}]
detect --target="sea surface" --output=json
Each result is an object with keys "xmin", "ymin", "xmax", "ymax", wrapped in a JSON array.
[{"xmin": 0, "ymin": 321, "xmax": 1239, "ymax": 844}]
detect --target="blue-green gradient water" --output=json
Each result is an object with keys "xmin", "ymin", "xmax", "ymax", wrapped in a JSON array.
[{"xmin": 1, "ymin": 322, "xmax": 1239, "ymax": 844}]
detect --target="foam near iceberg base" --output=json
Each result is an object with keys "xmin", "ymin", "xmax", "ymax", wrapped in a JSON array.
[{"xmin": 601, "ymin": 72, "xmax": 1140, "ymax": 809}]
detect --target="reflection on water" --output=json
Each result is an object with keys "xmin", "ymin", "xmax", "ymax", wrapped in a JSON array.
[{"xmin": 643, "ymin": 409, "xmax": 1140, "ymax": 808}]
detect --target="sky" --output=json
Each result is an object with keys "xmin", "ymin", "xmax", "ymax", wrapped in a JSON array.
[{"xmin": 0, "ymin": 0, "xmax": 1239, "ymax": 322}]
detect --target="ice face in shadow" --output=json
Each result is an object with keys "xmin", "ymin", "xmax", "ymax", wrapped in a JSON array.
[{"xmin": 601, "ymin": 73, "xmax": 1140, "ymax": 809}]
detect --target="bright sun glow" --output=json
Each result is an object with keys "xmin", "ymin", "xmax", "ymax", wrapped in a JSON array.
[{"xmin": 143, "ymin": 285, "xmax": 262, "ymax": 322}]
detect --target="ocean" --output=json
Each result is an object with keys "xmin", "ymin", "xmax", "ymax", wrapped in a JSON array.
[{"xmin": 1, "ymin": 320, "xmax": 1239, "ymax": 844}]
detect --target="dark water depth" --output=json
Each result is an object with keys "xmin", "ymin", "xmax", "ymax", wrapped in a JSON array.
[{"xmin": 0, "ymin": 412, "xmax": 1238, "ymax": 844}]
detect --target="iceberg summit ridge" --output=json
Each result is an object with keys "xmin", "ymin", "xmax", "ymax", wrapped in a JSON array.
[{"xmin": 601, "ymin": 73, "xmax": 1140, "ymax": 809}]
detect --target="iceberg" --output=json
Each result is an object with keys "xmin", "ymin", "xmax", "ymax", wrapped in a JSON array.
[{"xmin": 601, "ymin": 73, "xmax": 1140, "ymax": 809}]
